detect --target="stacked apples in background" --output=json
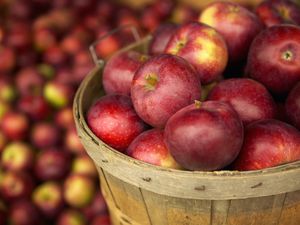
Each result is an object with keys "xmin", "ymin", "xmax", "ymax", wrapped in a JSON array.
[
  {"xmin": 0, "ymin": 0, "xmax": 201, "ymax": 224},
  {"xmin": 87, "ymin": 0, "xmax": 300, "ymax": 174}
]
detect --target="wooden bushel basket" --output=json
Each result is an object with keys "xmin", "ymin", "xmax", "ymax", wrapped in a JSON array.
[{"xmin": 73, "ymin": 33, "xmax": 300, "ymax": 225}]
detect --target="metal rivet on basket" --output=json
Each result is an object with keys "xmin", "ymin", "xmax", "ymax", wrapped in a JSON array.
[
  {"xmin": 251, "ymin": 182, "xmax": 263, "ymax": 189},
  {"xmin": 142, "ymin": 177, "xmax": 151, "ymax": 182},
  {"xmin": 120, "ymin": 216, "xmax": 132, "ymax": 224},
  {"xmin": 101, "ymin": 159, "xmax": 108, "ymax": 163},
  {"xmin": 194, "ymin": 185, "xmax": 206, "ymax": 191}
]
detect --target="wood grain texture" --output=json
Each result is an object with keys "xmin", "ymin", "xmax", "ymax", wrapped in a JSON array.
[{"xmin": 73, "ymin": 36, "xmax": 300, "ymax": 225}]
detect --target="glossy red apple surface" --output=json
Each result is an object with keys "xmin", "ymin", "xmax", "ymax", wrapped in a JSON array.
[
  {"xmin": 131, "ymin": 54, "xmax": 201, "ymax": 128},
  {"xmin": 164, "ymin": 100, "xmax": 243, "ymax": 171}
]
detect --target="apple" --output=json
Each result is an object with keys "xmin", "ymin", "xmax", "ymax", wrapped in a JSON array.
[
  {"xmin": 6, "ymin": 22, "xmax": 31, "ymax": 51},
  {"xmin": 165, "ymin": 22, "xmax": 228, "ymax": 84},
  {"xmin": 37, "ymin": 63, "xmax": 55, "ymax": 80},
  {"xmin": 164, "ymin": 100, "xmax": 244, "ymax": 171},
  {"xmin": 31, "ymin": 122, "xmax": 61, "ymax": 148},
  {"xmin": 8, "ymin": 200, "xmax": 41, "ymax": 225},
  {"xmin": 17, "ymin": 95, "xmax": 50, "ymax": 121},
  {"xmin": 0, "ymin": 79, "xmax": 16, "ymax": 103},
  {"xmin": 0, "ymin": 131, "xmax": 6, "ymax": 153},
  {"xmin": 63, "ymin": 174, "xmax": 96, "ymax": 208},
  {"xmin": 32, "ymin": 181, "xmax": 64, "ymax": 218},
  {"xmin": 171, "ymin": 3, "xmax": 199, "ymax": 24},
  {"xmin": 43, "ymin": 81, "xmax": 74, "ymax": 108},
  {"xmin": 91, "ymin": 214, "xmax": 111, "ymax": 225},
  {"xmin": 7, "ymin": 0, "xmax": 32, "ymax": 20},
  {"xmin": 232, "ymin": 119, "xmax": 300, "ymax": 170},
  {"xmin": 285, "ymin": 81, "xmax": 300, "ymax": 129},
  {"xmin": 33, "ymin": 27, "xmax": 57, "ymax": 52},
  {"xmin": 207, "ymin": 78, "xmax": 277, "ymax": 125},
  {"xmin": 57, "ymin": 209, "xmax": 86, "ymax": 225},
  {"xmin": 0, "ymin": 171, "xmax": 34, "ymax": 201},
  {"xmin": 246, "ymin": 24, "xmax": 300, "ymax": 95},
  {"xmin": 82, "ymin": 192, "xmax": 108, "ymax": 222},
  {"xmin": 131, "ymin": 54, "xmax": 201, "ymax": 128},
  {"xmin": 141, "ymin": 6, "xmax": 162, "ymax": 32},
  {"xmin": 150, "ymin": 0, "xmax": 175, "ymax": 20},
  {"xmin": 15, "ymin": 67, "xmax": 44, "ymax": 96},
  {"xmin": 199, "ymin": 1, "xmax": 263, "ymax": 63},
  {"xmin": 65, "ymin": 127, "xmax": 85, "ymax": 154},
  {"xmin": 0, "ymin": 111, "xmax": 29, "ymax": 141},
  {"xmin": 43, "ymin": 45, "xmax": 68, "ymax": 67},
  {"xmin": 55, "ymin": 107, "xmax": 74, "ymax": 129},
  {"xmin": 87, "ymin": 94, "xmax": 147, "ymax": 152},
  {"xmin": 1, "ymin": 142, "xmax": 35, "ymax": 171},
  {"xmin": 72, "ymin": 154, "xmax": 97, "ymax": 178},
  {"xmin": 127, "ymin": 128, "xmax": 181, "ymax": 169},
  {"xmin": 255, "ymin": 0, "xmax": 300, "ymax": 27},
  {"xmin": 0, "ymin": 46, "xmax": 16, "ymax": 73},
  {"xmin": 60, "ymin": 35, "xmax": 83, "ymax": 55},
  {"xmin": 102, "ymin": 50, "xmax": 148, "ymax": 96},
  {"xmin": 148, "ymin": 23, "xmax": 178, "ymax": 55},
  {"xmin": 34, "ymin": 148, "xmax": 71, "ymax": 181}
]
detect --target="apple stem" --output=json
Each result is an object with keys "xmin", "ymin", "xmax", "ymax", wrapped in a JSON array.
[{"xmin": 144, "ymin": 74, "xmax": 158, "ymax": 91}]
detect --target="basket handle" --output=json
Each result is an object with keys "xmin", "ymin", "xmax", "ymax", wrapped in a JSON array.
[{"xmin": 89, "ymin": 25, "xmax": 141, "ymax": 66}]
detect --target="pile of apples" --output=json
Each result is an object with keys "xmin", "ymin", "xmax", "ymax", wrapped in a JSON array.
[
  {"xmin": 0, "ymin": 0, "xmax": 199, "ymax": 224},
  {"xmin": 87, "ymin": 0, "xmax": 300, "ymax": 173}
]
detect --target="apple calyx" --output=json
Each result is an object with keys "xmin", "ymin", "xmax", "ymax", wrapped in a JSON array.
[
  {"xmin": 194, "ymin": 100, "xmax": 202, "ymax": 109},
  {"xmin": 144, "ymin": 73, "xmax": 158, "ymax": 91},
  {"xmin": 282, "ymin": 50, "xmax": 293, "ymax": 61},
  {"xmin": 139, "ymin": 55, "xmax": 148, "ymax": 63}
]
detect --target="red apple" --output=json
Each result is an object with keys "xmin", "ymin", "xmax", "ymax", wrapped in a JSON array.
[
  {"xmin": 15, "ymin": 67, "xmax": 44, "ymax": 96},
  {"xmin": 31, "ymin": 122, "xmax": 61, "ymax": 148},
  {"xmin": 148, "ymin": 23, "xmax": 178, "ymax": 55},
  {"xmin": 60, "ymin": 35, "xmax": 83, "ymax": 55},
  {"xmin": 0, "ymin": 131, "xmax": 6, "ymax": 153},
  {"xmin": 55, "ymin": 107, "xmax": 74, "ymax": 129},
  {"xmin": 207, "ymin": 78, "xmax": 277, "ymax": 125},
  {"xmin": 17, "ymin": 95, "xmax": 50, "ymax": 121},
  {"xmin": 82, "ymin": 192, "xmax": 108, "ymax": 222},
  {"xmin": 65, "ymin": 127, "xmax": 85, "ymax": 154},
  {"xmin": 285, "ymin": 81, "xmax": 300, "ymax": 129},
  {"xmin": 63, "ymin": 174, "xmax": 96, "ymax": 208},
  {"xmin": 1, "ymin": 142, "xmax": 35, "ymax": 171},
  {"xmin": 131, "ymin": 54, "xmax": 201, "ymax": 128},
  {"xmin": 57, "ymin": 209, "xmax": 87, "ymax": 225},
  {"xmin": 33, "ymin": 27, "xmax": 57, "ymax": 52},
  {"xmin": 0, "ymin": 46, "xmax": 16, "ymax": 73},
  {"xmin": 103, "ymin": 50, "xmax": 148, "ymax": 96},
  {"xmin": 0, "ymin": 111, "xmax": 29, "ymax": 141},
  {"xmin": 232, "ymin": 119, "xmax": 300, "ymax": 170},
  {"xmin": 72, "ymin": 154, "xmax": 97, "ymax": 178},
  {"xmin": 8, "ymin": 200, "xmax": 41, "ymax": 225},
  {"xmin": 32, "ymin": 181, "xmax": 64, "ymax": 218},
  {"xmin": 164, "ymin": 100, "xmax": 244, "ymax": 171},
  {"xmin": 165, "ymin": 22, "xmax": 228, "ymax": 84},
  {"xmin": 34, "ymin": 149, "xmax": 71, "ymax": 181},
  {"xmin": 6, "ymin": 22, "xmax": 31, "ymax": 51},
  {"xmin": 246, "ymin": 24, "xmax": 300, "ymax": 95},
  {"xmin": 127, "ymin": 129, "xmax": 181, "ymax": 169},
  {"xmin": 87, "ymin": 94, "xmax": 147, "ymax": 152},
  {"xmin": 91, "ymin": 214, "xmax": 111, "ymax": 225},
  {"xmin": 43, "ymin": 45, "xmax": 68, "ymax": 67},
  {"xmin": 199, "ymin": 1, "xmax": 263, "ymax": 63},
  {"xmin": 256, "ymin": 0, "xmax": 300, "ymax": 27},
  {"xmin": 0, "ymin": 171, "xmax": 34, "ymax": 201}
]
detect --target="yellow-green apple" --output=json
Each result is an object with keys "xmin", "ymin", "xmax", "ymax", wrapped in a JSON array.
[
  {"xmin": 102, "ymin": 51, "xmax": 148, "ymax": 96},
  {"xmin": 0, "ymin": 111, "xmax": 29, "ymax": 141},
  {"xmin": 63, "ymin": 174, "xmax": 95, "ymax": 208},
  {"xmin": 165, "ymin": 22, "xmax": 228, "ymax": 84},
  {"xmin": 57, "ymin": 209, "xmax": 86, "ymax": 225},
  {"xmin": 256, "ymin": 0, "xmax": 300, "ymax": 27},
  {"xmin": 31, "ymin": 122, "xmax": 61, "ymax": 148},
  {"xmin": 127, "ymin": 129, "xmax": 182, "ymax": 169},
  {"xmin": 0, "ymin": 79, "xmax": 16, "ymax": 103},
  {"xmin": 285, "ymin": 81, "xmax": 300, "ymax": 129},
  {"xmin": 0, "ymin": 171, "xmax": 34, "ymax": 201},
  {"xmin": 34, "ymin": 149, "xmax": 71, "ymax": 181},
  {"xmin": 71, "ymin": 154, "xmax": 97, "ymax": 178},
  {"xmin": 131, "ymin": 54, "xmax": 201, "ymax": 128},
  {"xmin": 164, "ymin": 100, "xmax": 243, "ymax": 171},
  {"xmin": 199, "ymin": 1, "xmax": 263, "ymax": 63},
  {"xmin": 208, "ymin": 78, "xmax": 277, "ymax": 125},
  {"xmin": 32, "ymin": 181, "xmax": 64, "ymax": 218},
  {"xmin": 87, "ymin": 94, "xmax": 147, "ymax": 152},
  {"xmin": 246, "ymin": 24, "xmax": 300, "ymax": 95},
  {"xmin": 1, "ymin": 142, "xmax": 35, "ymax": 171},
  {"xmin": 232, "ymin": 119, "xmax": 300, "ymax": 170},
  {"xmin": 149, "ymin": 23, "xmax": 178, "ymax": 55},
  {"xmin": 8, "ymin": 200, "xmax": 41, "ymax": 225}
]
